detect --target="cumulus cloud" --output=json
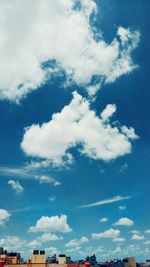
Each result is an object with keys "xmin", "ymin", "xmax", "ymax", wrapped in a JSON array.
[
  {"xmin": 0, "ymin": 236, "xmax": 26, "ymax": 250},
  {"xmin": 95, "ymin": 244, "xmax": 140, "ymax": 260},
  {"xmin": 131, "ymin": 230, "xmax": 141, "ymax": 235},
  {"xmin": 114, "ymin": 217, "xmax": 134, "ymax": 227},
  {"xmin": 8, "ymin": 180, "xmax": 24, "ymax": 194},
  {"xmin": 145, "ymin": 229, "xmax": 150, "ymax": 234},
  {"xmin": 39, "ymin": 233, "xmax": 63, "ymax": 242},
  {"xmin": 99, "ymin": 217, "xmax": 108, "ymax": 222},
  {"xmin": 65, "ymin": 236, "xmax": 89, "ymax": 248},
  {"xmin": 29, "ymin": 214, "xmax": 72, "ymax": 233},
  {"xmin": 113, "ymin": 237, "xmax": 125, "ymax": 242},
  {"xmin": 65, "ymin": 246, "xmax": 81, "ymax": 253},
  {"xmin": 44, "ymin": 246, "xmax": 60, "ymax": 255},
  {"xmin": 143, "ymin": 240, "xmax": 150, "ymax": 245},
  {"xmin": 132, "ymin": 234, "xmax": 145, "ymax": 241},
  {"xmin": 21, "ymin": 92, "xmax": 138, "ymax": 166},
  {"xmin": 0, "ymin": 209, "xmax": 11, "ymax": 226},
  {"xmin": 28, "ymin": 233, "xmax": 63, "ymax": 248},
  {"xmin": 25, "ymin": 160, "xmax": 51, "ymax": 170},
  {"xmin": 28, "ymin": 239, "xmax": 41, "ymax": 249},
  {"xmin": 0, "ymin": 0, "xmax": 139, "ymax": 101},
  {"xmin": 0, "ymin": 234, "xmax": 62, "ymax": 251},
  {"xmin": 92, "ymin": 228, "xmax": 121, "ymax": 240},
  {"xmin": 101, "ymin": 104, "xmax": 116, "ymax": 121}
]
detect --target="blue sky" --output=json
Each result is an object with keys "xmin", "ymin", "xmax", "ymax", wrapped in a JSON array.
[{"xmin": 0, "ymin": 0, "xmax": 150, "ymax": 262}]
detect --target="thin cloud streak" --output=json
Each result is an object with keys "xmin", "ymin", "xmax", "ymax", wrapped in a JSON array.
[
  {"xmin": 9, "ymin": 207, "xmax": 31, "ymax": 213},
  {"xmin": 0, "ymin": 166, "xmax": 60, "ymax": 186},
  {"xmin": 78, "ymin": 195, "xmax": 132, "ymax": 209},
  {"xmin": 0, "ymin": 166, "xmax": 30, "ymax": 179}
]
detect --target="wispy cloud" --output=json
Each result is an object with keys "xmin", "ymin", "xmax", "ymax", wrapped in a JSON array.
[
  {"xmin": 78, "ymin": 195, "xmax": 131, "ymax": 209},
  {"xmin": 8, "ymin": 180, "xmax": 24, "ymax": 194},
  {"xmin": 0, "ymin": 166, "xmax": 60, "ymax": 186},
  {"xmin": 118, "ymin": 163, "xmax": 128, "ymax": 173},
  {"xmin": 9, "ymin": 207, "xmax": 31, "ymax": 213},
  {"xmin": 118, "ymin": 205, "xmax": 126, "ymax": 210},
  {"xmin": 49, "ymin": 196, "xmax": 56, "ymax": 202},
  {"xmin": 99, "ymin": 217, "xmax": 108, "ymax": 223},
  {"xmin": 0, "ymin": 166, "xmax": 30, "ymax": 178}
]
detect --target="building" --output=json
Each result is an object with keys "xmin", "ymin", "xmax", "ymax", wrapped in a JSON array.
[
  {"xmin": 31, "ymin": 250, "xmax": 46, "ymax": 264},
  {"xmin": 140, "ymin": 260, "xmax": 150, "ymax": 267},
  {"xmin": 0, "ymin": 248, "xmax": 21, "ymax": 264},
  {"xmin": 59, "ymin": 255, "xmax": 71, "ymax": 264},
  {"xmin": 123, "ymin": 257, "xmax": 136, "ymax": 267}
]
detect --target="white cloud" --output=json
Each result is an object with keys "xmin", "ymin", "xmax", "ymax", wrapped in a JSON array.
[
  {"xmin": 28, "ymin": 233, "xmax": 63, "ymax": 248},
  {"xmin": 118, "ymin": 27, "xmax": 132, "ymax": 44},
  {"xmin": 8, "ymin": 180, "xmax": 24, "ymax": 194},
  {"xmin": 78, "ymin": 195, "xmax": 131, "ymax": 208},
  {"xmin": 0, "ymin": 209, "xmax": 11, "ymax": 226},
  {"xmin": 29, "ymin": 214, "xmax": 72, "ymax": 233},
  {"xmin": 145, "ymin": 229, "xmax": 150, "ymax": 234},
  {"xmin": 118, "ymin": 205, "xmax": 126, "ymax": 210},
  {"xmin": 78, "ymin": 243, "xmax": 143, "ymax": 261},
  {"xmin": 44, "ymin": 246, "xmax": 60, "ymax": 255},
  {"xmin": 0, "ymin": 166, "xmax": 60, "ymax": 186},
  {"xmin": 113, "ymin": 237, "xmax": 125, "ymax": 242},
  {"xmin": 0, "ymin": 166, "xmax": 29, "ymax": 178},
  {"xmin": 118, "ymin": 163, "xmax": 128, "ymax": 173},
  {"xmin": 10, "ymin": 207, "xmax": 31, "ymax": 213},
  {"xmin": 92, "ymin": 228, "xmax": 120, "ymax": 240},
  {"xmin": 35, "ymin": 175, "xmax": 61, "ymax": 186},
  {"xmin": 137, "ymin": 248, "xmax": 150, "ymax": 256},
  {"xmin": 99, "ymin": 217, "xmax": 108, "ymax": 222},
  {"xmin": 93, "ymin": 243, "xmax": 145, "ymax": 261},
  {"xmin": 21, "ymin": 92, "xmax": 138, "ymax": 166},
  {"xmin": 49, "ymin": 196, "xmax": 56, "ymax": 202},
  {"xmin": 114, "ymin": 217, "xmax": 134, "ymax": 227},
  {"xmin": 66, "ymin": 246, "xmax": 81, "ymax": 253},
  {"xmin": 65, "ymin": 236, "xmax": 89, "ymax": 248},
  {"xmin": 131, "ymin": 230, "xmax": 141, "ymax": 235},
  {"xmin": 39, "ymin": 233, "xmax": 63, "ymax": 242},
  {"xmin": 101, "ymin": 104, "xmax": 116, "ymax": 121},
  {"xmin": 28, "ymin": 239, "xmax": 41, "ymax": 248},
  {"xmin": 0, "ymin": 236, "xmax": 26, "ymax": 250},
  {"xmin": 25, "ymin": 160, "xmax": 51, "ymax": 170},
  {"xmin": 131, "ymin": 234, "xmax": 144, "ymax": 240},
  {"xmin": 86, "ymin": 246, "xmax": 104, "ymax": 254},
  {"xmin": 0, "ymin": 0, "xmax": 140, "ymax": 101},
  {"xmin": 1, "ymin": 234, "xmax": 62, "ymax": 252},
  {"xmin": 143, "ymin": 240, "xmax": 150, "ymax": 245}
]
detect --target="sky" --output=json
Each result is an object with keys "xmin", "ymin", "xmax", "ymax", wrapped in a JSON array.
[{"xmin": 0, "ymin": 0, "xmax": 150, "ymax": 263}]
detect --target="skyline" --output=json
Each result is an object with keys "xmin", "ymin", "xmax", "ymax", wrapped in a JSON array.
[{"xmin": 0, "ymin": 0, "xmax": 150, "ymax": 262}]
